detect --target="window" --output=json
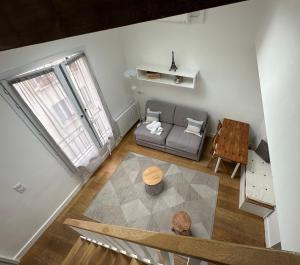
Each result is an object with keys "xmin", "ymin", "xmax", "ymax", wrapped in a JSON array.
[
  {"xmin": 52, "ymin": 99, "xmax": 74, "ymax": 125},
  {"xmin": 65, "ymin": 55, "xmax": 113, "ymax": 145},
  {"xmin": 3, "ymin": 53, "xmax": 115, "ymax": 174}
]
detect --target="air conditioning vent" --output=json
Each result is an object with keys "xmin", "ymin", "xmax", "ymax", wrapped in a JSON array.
[
  {"xmin": 158, "ymin": 14, "xmax": 191, "ymax": 24},
  {"xmin": 158, "ymin": 11, "xmax": 206, "ymax": 24}
]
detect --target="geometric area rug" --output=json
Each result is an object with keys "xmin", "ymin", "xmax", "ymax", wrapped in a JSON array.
[{"xmin": 85, "ymin": 152, "xmax": 219, "ymax": 239}]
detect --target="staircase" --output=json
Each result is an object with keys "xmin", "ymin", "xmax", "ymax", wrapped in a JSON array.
[
  {"xmin": 62, "ymin": 236, "xmax": 145, "ymax": 265},
  {"xmin": 63, "ymin": 218, "xmax": 300, "ymax": 265}
]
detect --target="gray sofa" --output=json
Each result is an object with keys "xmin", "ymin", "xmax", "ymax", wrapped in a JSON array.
[{"xmin": 134, "ymin": 100, "xmax": 208, "ymax": 161}]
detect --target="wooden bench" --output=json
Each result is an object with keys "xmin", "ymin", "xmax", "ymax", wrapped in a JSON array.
[{"xmin": 239, "ymin": 150, "xmax": 275, "ymax": 218}]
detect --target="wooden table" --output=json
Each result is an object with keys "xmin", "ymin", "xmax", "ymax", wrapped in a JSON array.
[
  {"xmin": 142, "ymin": 166, "xmax": 164, "ymax": 195},
  {"xmin": 214, "ymin": 118, "xmax": 249, "ymax": 178}
]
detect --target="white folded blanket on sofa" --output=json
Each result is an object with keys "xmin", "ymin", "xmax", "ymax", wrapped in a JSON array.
[{"xmin": 146, "ymin": 121, "xmax": 164, "ymax": 135}]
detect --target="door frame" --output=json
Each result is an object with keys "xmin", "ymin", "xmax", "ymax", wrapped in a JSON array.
[
  {"xmin": 53, "ymin": 65, "xmax": 102, "ymax": 149},
  {"xmin": 59, "ymin": 63, "xmax": 106, "ymax": 147},
  {"xmin": 0, "ymin": 50, "xmax": 115, "ymax": 177},
  {"xmin": 62, "ymin": 53, "xmax": 119, "ymax": 148},
  {"xmin": 60, "ymin": 59, "xmax": 111, "ymax": 147}
]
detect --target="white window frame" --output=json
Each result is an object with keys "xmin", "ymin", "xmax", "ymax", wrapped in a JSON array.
[{"xmin": 0, "ymin": 48, "xmax": 110, "ymax": 177}]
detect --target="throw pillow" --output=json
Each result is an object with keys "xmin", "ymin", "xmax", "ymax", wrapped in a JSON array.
[
  {"xmin": 145, "ymin": 108, "xmax": 161, "ymax": 123},
  {"xmin": 255, "ymin": 140, "xmax": 270, "ymax": 163},
  {"xmin": 184, "ymin": 118, "xmax": 204, "ymax": 137}
]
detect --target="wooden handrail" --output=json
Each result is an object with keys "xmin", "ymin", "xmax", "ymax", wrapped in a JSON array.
[{"xmin": 64, "ymin": 218, "xmax": 300, "ymax": 265}]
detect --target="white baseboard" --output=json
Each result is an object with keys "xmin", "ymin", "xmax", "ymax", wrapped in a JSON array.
[
  {"xmin": 14, "ymin": 182, "xmax": 83, "ymax": 260},
  {"xmin": 264, "ymin": 210, "xmax": 280, "ymax": 248},
  {"xmin": 264, "ymin": 217, "xmax": 272, "ymax": 248},
  {"xmin": 0, "ymin": 256, "xmax": 19, "ymax": 265}
]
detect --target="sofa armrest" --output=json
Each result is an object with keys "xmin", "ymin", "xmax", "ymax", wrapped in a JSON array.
[{"xmin": 197, "ymin": 121, "xmax": 208, "ymax": 160}]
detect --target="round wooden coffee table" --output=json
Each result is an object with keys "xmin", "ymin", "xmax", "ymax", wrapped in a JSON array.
[
  {"xmin": 142, "ymin": 166, "xmax": 164, "ymax": 195},
  {"xmin": 171, "ymin": 211, "xmax": 192, "ymax": 236}
]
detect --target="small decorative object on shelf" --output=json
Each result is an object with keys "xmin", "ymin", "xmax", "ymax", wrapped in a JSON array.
[
  {"xmin": 146, "ymin": 71, "xmax": 161, "ymax": 79},
  {"xmin": 175, "ymin": 75, "xmax": 183, "ymax": 84},
  {"xmin": 169, "ymin": 51, "xmax": 178, "ymax": 72}
]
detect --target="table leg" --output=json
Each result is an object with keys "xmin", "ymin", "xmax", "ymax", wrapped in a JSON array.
[
  {"xmin": 231, "ymin": 163, "xmax": 241, "ymax": 178},
  {"xmin": 215, "ymin": 157, "xmax": 221, "ymax": 173}
]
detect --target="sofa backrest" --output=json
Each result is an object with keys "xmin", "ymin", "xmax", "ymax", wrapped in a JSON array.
[
  {"xmin": 145, "ymin": 100, "xmax": 176, "ymax": 124},
  {"xmin": 173, "ymin": 105, "xmax": 208, "ymax": 128}
]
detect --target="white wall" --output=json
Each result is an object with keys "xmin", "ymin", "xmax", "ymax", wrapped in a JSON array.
[
  {"xmin": 0, "ymin": 28, "xmax": 132, "ymax": 259},
  {"xmin": 255, "ymin": 0, "xmax": 300, "ymax": 252},
  {"xmin": 0, "ymin": 29, "xmax": 133, "ymax": 119},
  {"xmin": 120, "ymin": 1, "xmax": 265, "ymax": 144},
  {"xmin": 0, "ymin": 94, "xmax": 80, "ymax": 259},
  {"xmin": 4, "ymin": 0, "xmax": 297, "ymax": 258}
]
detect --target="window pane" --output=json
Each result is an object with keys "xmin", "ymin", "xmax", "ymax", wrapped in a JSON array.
[
  {"xmin": 66, "ymin": 56, "xmax": 113, "ymax": 145},
  {"xmin": 52, "ymin": 99, "xmax": 74, "ymax": 124},
  {"xmin": 13, "ymin": 71, "xmax": 98, "ymax": 167}
]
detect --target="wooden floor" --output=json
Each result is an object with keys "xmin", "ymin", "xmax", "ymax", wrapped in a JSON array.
[{"xmin": 21, "ymin": 128, "xmax": 265, "ymax": 265}]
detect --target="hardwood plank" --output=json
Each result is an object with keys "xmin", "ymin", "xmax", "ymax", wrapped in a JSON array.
[
  {"xmin": 20, "ymin": 128, "xmax": 266, "ymax": 265},
  {"xmin": 87, "ymin": 247, "xmax": 109, "ymax": 265},
  {"xmin": 76, "ymin": 242, "xmax": 97, "ymax": 265},
  {"xmin": 130, "ymin": 259, "xmax": 145, "ymax": 265},
  {"xmin": 61, "ymin": 237, "xmax": 84, "ymax": 265},
  {"xmin": 64, "ymin": 239, "xmax": 89, "ymax": 265},
  {"xmin": 100, "ymin": 249, "xmax": 117, "ymax": 265},
  {"xmin": 113, "ymin": 253, "xmax": 132, "ymax": 265}
]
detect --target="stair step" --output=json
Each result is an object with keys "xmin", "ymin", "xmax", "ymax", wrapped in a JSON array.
[
  {"xmin": 102, "ymin": 249, "xmax": 117, "ymax": 265},
  {"xmin": 113, "ymin": 253, "xmax": 132, "ymax": 265},
  {"xmin": 87, "ymin": 246, "xmax": 109, "ymax": 265},
  {"xmin": 62, "ymin": 237, "xmax": 147, "ymax": 265},
  {"xmin": 76, "ymin": 242, "xmax": 97, "ymax": 265},
  {"xmin": 61, "ymin": 237, "xmax": 85, "ymax": 265},
  {"xmin": 130, "ymin": 259, "xmax": 145, "ymax": 265},
  {"xmin": 68, "ymin": 240, "xmax": 90, "ymax": 264}
]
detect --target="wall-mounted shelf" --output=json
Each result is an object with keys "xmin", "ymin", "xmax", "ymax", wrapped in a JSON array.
[{"xmin": 136, "ymin": 64, "xmax": 198, "ymax": 89}]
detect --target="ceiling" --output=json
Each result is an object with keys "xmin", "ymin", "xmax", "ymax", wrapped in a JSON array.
[{"xmin": 0, "ymin": 0, "xmax": 246, "ymax": 51}]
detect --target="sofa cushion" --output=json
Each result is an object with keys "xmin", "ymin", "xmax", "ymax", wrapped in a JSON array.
[
  {"xmin": 173, "ymin": 105, "xmax": 208, "ymax": 129},
  {"xmin": 134, "ymin": 122, "xmax": 173, "ymax": 146},
  {"xmin": 166, "ymin": 125, "xmax": 202, "ymax": 154},
  {"xmin": 145, "ymin": 108, "xmax": 161, "ymax": 123},
  {"xmin": 145, "ymin": 100, "xmax": 176, "ymax": 124},
  {"xmin": 185, "ymin": 118, "xmax": 204, "ymax": 136}
]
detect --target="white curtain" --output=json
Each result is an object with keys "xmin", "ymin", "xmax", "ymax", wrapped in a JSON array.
[
  {"xmin": 12, "ymin": 70, "xmax": 102, "ymax": 172},
  {"xmin": 65, "ymin": 55, "xmax": 114, "ymax": 146}
]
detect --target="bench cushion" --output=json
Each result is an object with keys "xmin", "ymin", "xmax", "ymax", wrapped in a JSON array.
[
  {"xmin": 134, "ymin": 122, "xmax": 173, "ymax": 146},
  {"xmin": 246, "ymin": 150, "xmax": 275, "ymax": 206},
  {"xmin": 166, "ymin": 125, "xmax": 202, "ymax": 154}
]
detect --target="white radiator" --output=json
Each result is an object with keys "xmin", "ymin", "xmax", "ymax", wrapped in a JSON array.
[{"xmin": 115, "ymin": 101, "xmax": 139, "ymax": 137}]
